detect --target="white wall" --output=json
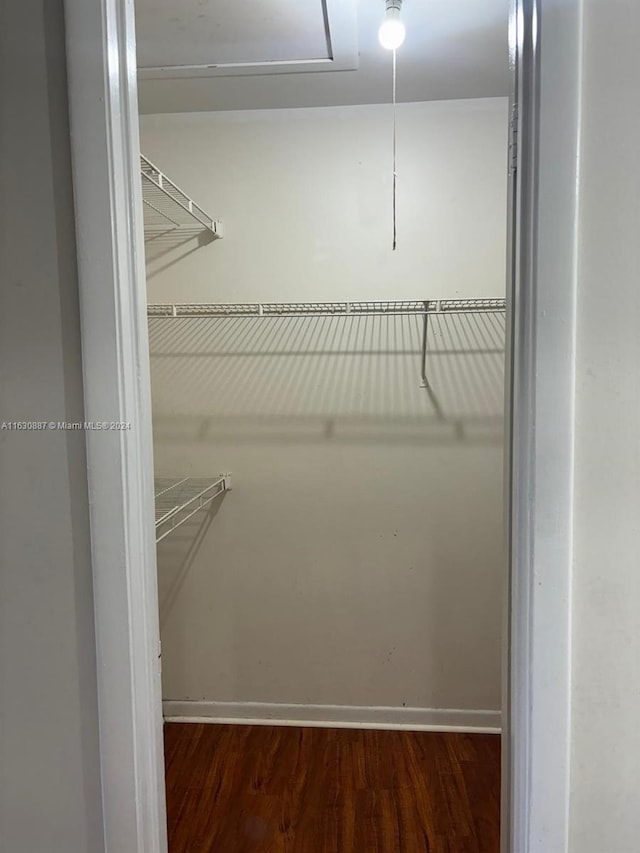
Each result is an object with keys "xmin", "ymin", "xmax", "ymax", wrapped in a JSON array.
[
  {"xmin": 0, "ymin": 2, "xmax": 104, "ymax": 851},
  {"xmin": 141, "ymin": 99, "xmax": 507, "ymax": 303},
  {"xmin": 569, "ymin": 0, "xmax": 640, "ymax": 849},
  {"xmin": 141, "ymin": 98, "xmax": 507, "ymax": 725}
]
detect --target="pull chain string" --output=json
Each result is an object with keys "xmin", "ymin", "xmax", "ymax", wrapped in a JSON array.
[{"xmin": 392, "ymin": 47, "xmax": 397, "ymax": 251}]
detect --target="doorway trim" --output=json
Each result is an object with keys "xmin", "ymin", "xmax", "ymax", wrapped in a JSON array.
[
  {"xmin": 505, "ymin": 0, "xmax": 577, "ymax": 850},
  {"xmin": 63, "ymin": 1, "xmax": 576, "ymax": 851},
  {"xmin": 64, "ymin": 0, "xmax": 167, "ymax": 850}
]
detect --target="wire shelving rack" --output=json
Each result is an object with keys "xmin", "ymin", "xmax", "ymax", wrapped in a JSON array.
[
  {"xmin": 154, "ymin": 475, "xmax": 230, "ymax": 543},
  {"xmin": 140, "ymin": 155, "xmax": 222, "ymax": 240},
  {"xmin": 147, "ymin": 298, "xmax": 506, "ymax": 428},
  {"xmin": 147, "ymin": 298, "xmax": 505, "ymax": 319}
]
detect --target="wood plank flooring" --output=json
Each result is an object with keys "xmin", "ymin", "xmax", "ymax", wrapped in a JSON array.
[{"xmin": 164, "ymin": 723, "xmax": 500, "ymax": 853}]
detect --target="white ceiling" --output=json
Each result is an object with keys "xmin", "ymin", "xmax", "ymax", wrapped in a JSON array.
[{"xmin": 136, "ymin": 0, "xmax": 510, "ymax": 114}]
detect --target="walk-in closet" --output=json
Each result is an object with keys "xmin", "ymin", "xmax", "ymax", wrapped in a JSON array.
[{"xmin": 135, "ymin": 1, "xmax": 509, "ymax": 849}]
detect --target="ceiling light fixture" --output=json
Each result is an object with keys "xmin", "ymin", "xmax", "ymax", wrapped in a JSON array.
[{"xmin": 378, "ymin": 0, "xmax": 406, "ymax": 51}]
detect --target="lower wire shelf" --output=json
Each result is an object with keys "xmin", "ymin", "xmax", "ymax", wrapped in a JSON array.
[{"xmin": 154, "ymin": 475, "xmax": 231, "ymax": 543}]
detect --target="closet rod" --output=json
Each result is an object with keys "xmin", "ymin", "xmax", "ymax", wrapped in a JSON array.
[{"xmin": 147, "ymin": 298, "xmax": 506, "ymax": 319}]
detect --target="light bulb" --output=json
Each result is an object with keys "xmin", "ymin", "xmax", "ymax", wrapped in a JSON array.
[{"xmin": 378, "ymin": 8, "xmax": 406, "ymax": 50}]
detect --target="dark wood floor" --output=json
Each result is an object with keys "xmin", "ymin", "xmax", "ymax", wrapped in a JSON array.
[{"xmin": 164, "ymin": 723, "xmax": 500, "ymax": 853}]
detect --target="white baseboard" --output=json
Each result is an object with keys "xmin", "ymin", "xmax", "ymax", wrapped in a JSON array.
[{"xmin": 163, "ymin": 700, "xmax": 501, "ymax": 733}]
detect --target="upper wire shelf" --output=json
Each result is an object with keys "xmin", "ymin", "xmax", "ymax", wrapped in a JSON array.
[
  {"xmin": 147, "ymin": 298, "xmax": 506, "ymax": 318},
  {"xmin": 154, "ymin": 475, "xmax": 230, "ymax": 543},
  {"xmin": 147, "ymin": 299, "xmax": 506, "ymax": 434},
  {"xmin": 140, "ymin": 154, "xmax": 222, "ymax": 240}
]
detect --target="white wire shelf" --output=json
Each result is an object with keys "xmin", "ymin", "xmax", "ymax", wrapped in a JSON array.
[
  {"xmin": 147, "ymin": 298, "xmax": 506, "ymax": 318},
  {"xmin": 141, "ymin": 154, "xmax": 222, "ymax": 240},
  {"xmin": 154, "ymin": 475, "xmax": 230, "ymax": 543}
]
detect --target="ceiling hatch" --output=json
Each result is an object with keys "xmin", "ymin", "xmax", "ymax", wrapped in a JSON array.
[{"xmin": 136, "ymin": 0, "xmax": 358, "ymax": 78}]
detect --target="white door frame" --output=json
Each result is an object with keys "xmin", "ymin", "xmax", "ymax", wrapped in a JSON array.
[
  {"xmin": 63, "ymin": 0, "xmax": 576, "ymax": 851},
  {"xmin": 64, "ymin": 0, "xmax": 167, "ymax": 850},
  {"xmin": 504, "ymin": 0, "xmax": 577, "ymax": 850}
]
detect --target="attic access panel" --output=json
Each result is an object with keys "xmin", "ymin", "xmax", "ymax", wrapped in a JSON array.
[{"xmin": 136, "ymin": 0, "xmax": 358, "ymax": 78}]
